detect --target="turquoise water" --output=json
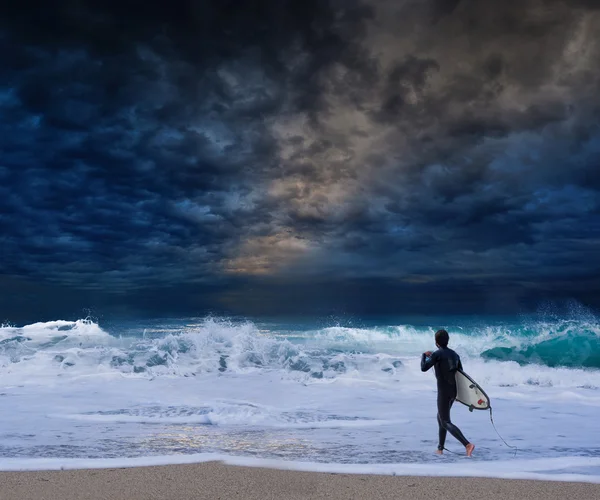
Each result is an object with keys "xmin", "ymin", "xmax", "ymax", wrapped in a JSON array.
[{"xmin": 98, "ymin": 310, "xmax": 600, "ymax": 371}]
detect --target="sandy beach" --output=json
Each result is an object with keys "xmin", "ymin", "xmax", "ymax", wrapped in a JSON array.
[{"xmin": 0, "ymin": 462, "xmax": 599, "ymax": 500}]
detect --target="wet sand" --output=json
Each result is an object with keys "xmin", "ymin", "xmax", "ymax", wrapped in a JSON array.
[{"xmin": 1, "ymin": 462, "xmax": 599, "ymax": 500}]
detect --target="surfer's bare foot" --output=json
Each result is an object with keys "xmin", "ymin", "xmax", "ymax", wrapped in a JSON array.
[
  {"xmin": 465, "ymin": 443, "xmax": 475, "ymax": 457},
  {"xmin": 435, "ymin": 449, "xmax": 443, "ymax": 455}
]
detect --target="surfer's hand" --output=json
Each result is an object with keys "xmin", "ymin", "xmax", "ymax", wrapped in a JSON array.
[{"xmin": 424, "ymin": 351, "xmax": 432, "ymax": 357}]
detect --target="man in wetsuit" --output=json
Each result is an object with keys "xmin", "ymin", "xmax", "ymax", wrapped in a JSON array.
[{"xmin": 421, "ymin": 329, "xmax": 475, "ymax": 457}]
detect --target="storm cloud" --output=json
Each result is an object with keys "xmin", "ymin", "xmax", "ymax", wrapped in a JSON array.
[{"xmin": 1, "ymin": 0, "xmax": 599, "ymax": 319}]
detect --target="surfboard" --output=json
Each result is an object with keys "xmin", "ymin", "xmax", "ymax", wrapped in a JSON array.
[{"xmin": 455, "ymin": 369, "xmax": 490, "ymax": 412}]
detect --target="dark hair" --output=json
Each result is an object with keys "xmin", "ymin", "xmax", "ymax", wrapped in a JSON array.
[{"xmin": 435, "ymin": 329, "xmax": 449, "ymax": 348}]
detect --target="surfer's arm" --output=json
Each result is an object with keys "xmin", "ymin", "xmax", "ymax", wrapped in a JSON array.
[{"xmin": 421, "ymin": 351, "xmax": 437, "ymax": 372}]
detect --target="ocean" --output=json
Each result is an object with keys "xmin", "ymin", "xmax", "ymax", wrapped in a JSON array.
[{"xmin": 1, "ymin": 311, "xmax": 599, "ymax": 481}]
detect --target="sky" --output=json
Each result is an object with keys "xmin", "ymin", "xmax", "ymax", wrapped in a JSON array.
[{"xmin": 1, "ymin": 0, "xmax": 600, "ymax": 321}]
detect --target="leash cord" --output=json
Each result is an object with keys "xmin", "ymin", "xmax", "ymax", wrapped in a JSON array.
[{"xmin": 489, "ymin": 406, "xmax": 518, "ymax": 457}]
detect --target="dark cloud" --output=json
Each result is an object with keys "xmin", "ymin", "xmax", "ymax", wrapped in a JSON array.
[{"xmin": 1, "ymin": 0, "xmax": 600, "ymax": 319}]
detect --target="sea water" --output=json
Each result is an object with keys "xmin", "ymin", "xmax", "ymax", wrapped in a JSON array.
[{"xmin": 1, "ymin": 310, "xmax": 599, "ymax": 482}]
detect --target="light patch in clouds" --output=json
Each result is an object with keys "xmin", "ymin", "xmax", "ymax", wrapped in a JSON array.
[{"xmin": 224, "ymin": 233, "xmax": 317, "ymax": 276}]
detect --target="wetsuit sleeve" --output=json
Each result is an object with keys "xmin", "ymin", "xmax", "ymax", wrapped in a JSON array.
[
  {"xmin": 458, "ymin": 357, "xmax": 463, "ymax": 372},
  {"xmin": 421, "ymin": 350, "xmax": 438, "ymax": 372}
]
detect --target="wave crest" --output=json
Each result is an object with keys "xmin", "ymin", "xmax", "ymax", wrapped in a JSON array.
[{"xmin": 1, "ymin": 315, "xmax": 599, "ymax": 385}]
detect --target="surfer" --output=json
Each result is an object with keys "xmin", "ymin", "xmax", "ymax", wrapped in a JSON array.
[{"xmin": 421, "ymin": 329, "xmax": 475, "ymax": 457}]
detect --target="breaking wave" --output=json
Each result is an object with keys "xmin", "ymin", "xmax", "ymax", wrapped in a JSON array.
[{"xmin": 0, "ymin": 313, "xmax": 598, "ymax": 386}]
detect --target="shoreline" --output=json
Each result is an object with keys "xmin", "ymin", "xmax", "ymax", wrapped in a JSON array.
[
  {"xmin": 2, "ymin": 453, "xmax": 600, "ymax": 483},
  {"xmin": 1, "ymin": 462, "xmax": 600, "ymax": 500}
]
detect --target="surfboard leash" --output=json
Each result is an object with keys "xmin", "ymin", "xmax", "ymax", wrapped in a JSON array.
[{"xmin": 489, "ymin": 406, "xmax": 518, "ymax": 457}]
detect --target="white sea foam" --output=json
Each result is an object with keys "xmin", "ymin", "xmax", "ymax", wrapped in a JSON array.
[
  {"xmin": 1, "ymin": 319, "xmax": 110, "ymax": 340},
  {"xmin": 0, "ymin": 454, "xmax": 599, "ymax": 483}
]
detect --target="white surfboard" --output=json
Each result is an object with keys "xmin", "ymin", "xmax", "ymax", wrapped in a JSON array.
[{"xmin": 455, "ymin": 370, "xmax": 490, "ymax": 411}]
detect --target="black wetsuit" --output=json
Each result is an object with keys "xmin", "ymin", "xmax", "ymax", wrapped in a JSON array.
[{"xmin": 421, "ymin": 347, "xmax": 470, "ymax": 450}]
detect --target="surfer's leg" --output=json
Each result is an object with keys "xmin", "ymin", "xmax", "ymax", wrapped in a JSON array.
[
  {"xmin": 446, "ymin": 399, "xmax": 475, "ymax": 455},
  {"xmin": 437, "ymin": 412, "xmax": 446, "ymax": 453},
  {"xmin": 444, "ymin": 419, "xmax": 469, "ymax": 447},
  {"xmin": 439, "ymin": 397, "xmax": 470, "ymax": 448},
  {"xmin": 436, "ymin": 394, "xmax": 449, "ymax": 452}
]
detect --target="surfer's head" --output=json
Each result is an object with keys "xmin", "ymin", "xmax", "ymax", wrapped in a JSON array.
[{"xmin": 435, "ymin": 329, "xmax": 449, "ymax": 348}]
